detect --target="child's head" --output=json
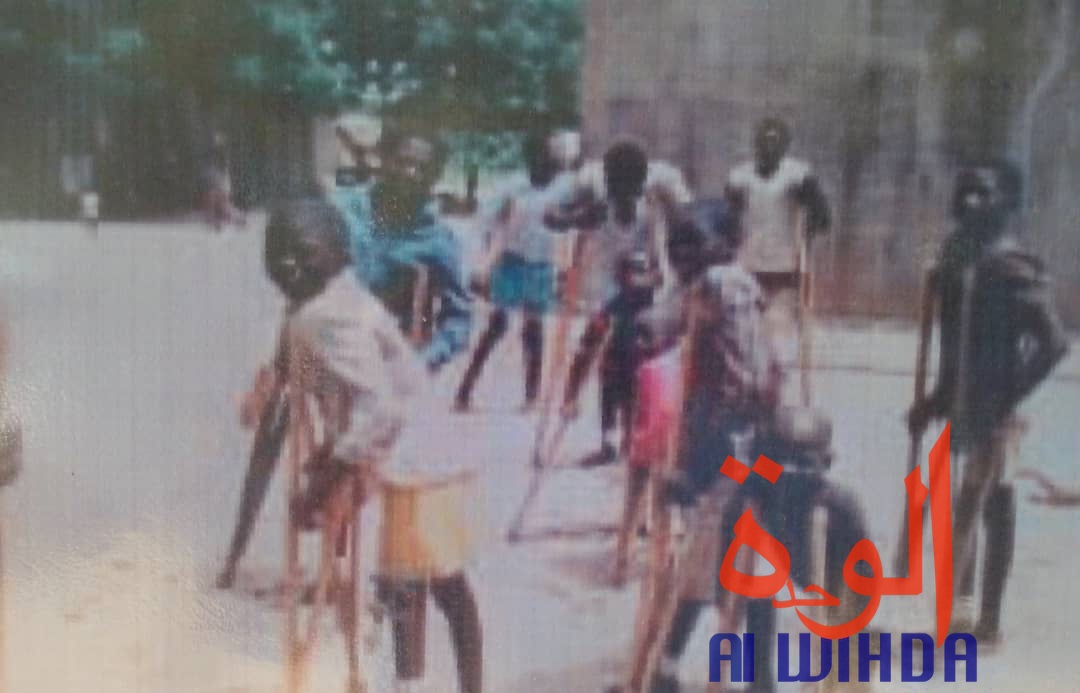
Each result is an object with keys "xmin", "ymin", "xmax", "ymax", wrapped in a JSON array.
[
  {"xmin": 522, "ymin": 131, "xmax": 559, "ymax": 188},
  {"xmin": 378, "ymin": 122, "xmax": 448, "ymax": 188},
  {"xmin": 372, "ymin": 123, "xmax": 447, "ymax": 225},
  {"xmin": 668, "ymin": 198, "xmax": 742, "ymax": 283},
  {"xmin": 753, "ymin": 117, "xmax": 791, "ymax": 173},
  {"xmin": 951, "ymin": 159, "xmax": 1021, "ymax": 236},
  {"xmin": 616, "ymin": 251, "xmax": 655, "ymax": 291},
  {"xmin": 603, "ymin": 137, "xmax": 649, "ymax": 205},
  {"xmin": 264, "ymin": 199, "xmax": 351, "ymax": 303}
]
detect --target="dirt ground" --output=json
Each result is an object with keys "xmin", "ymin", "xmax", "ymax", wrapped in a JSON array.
[{"xmin": 2, "ymin": 220, "xmax": 1079, "ymax": 692}]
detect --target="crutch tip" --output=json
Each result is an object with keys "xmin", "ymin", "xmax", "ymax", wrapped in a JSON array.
[{"xmin": 214, "ymin": 566, "xmax": 236, "ymax": 590}]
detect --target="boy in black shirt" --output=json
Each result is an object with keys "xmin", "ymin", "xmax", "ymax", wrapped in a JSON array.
[
  {"xmin": 908, "ymin": 160, "xmax": 1068, "ymax": 645},
  {"xmin": 561, "ymin": 251, "xmax": 656, "ymax": 465}
]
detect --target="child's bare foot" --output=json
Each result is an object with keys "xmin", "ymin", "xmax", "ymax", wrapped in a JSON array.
[{"xmin": 215, "ymin": 564, "xmax": 237, "ymax": 590}]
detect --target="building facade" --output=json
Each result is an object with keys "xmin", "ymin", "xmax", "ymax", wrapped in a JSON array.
[{"xmin": 581, "ymin": 0, "xmax": 1080, "ymax": 323}]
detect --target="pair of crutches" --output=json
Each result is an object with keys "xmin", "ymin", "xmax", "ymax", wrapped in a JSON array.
[
  {"xmin": 621, "ymin": 225, "xmax": 822, "ymax": 692},
  {"xmin": 797, "ymin": 228, "xmax": 833, "ymax": 692},
  {"xmin": 893, "ymin": 264, "xmax": 939, "ymax": 578},
  {"xmin": 894, "ymin": 264, "xmax": 1000, "ymax": 610},
  {"xmin": 509, "ymin": 222, "xmax": 670, "ymax": 543},
  {"xmin": 283, "ymin": 264, "xmax": 432, "ymax": 693},
  {"xmin": 506, "ymin": 241, "xmax": 583, "ymax": 543},
  {"xmin": 620, "ymin": 298, "xmax": 700, "ymax": 693},
  {"xmin": 283, "ymin": 383, "xmax": 368, "ymax": 693}
]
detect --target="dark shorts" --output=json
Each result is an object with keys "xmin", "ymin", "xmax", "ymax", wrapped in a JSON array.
[
  {"xmin": 599, "ymin": 366, "xmax": 636, "ymax": 432},
  {"xmin": 680, "ymin": 391, "xmax": 755, "ymax": 495}
]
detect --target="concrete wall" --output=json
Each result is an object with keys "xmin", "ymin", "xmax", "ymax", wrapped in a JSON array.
[{"xmin": 582, "ymin": 0, "xmax": 1080, "ymax": 324}]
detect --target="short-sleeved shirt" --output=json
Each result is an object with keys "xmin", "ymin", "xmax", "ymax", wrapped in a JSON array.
[
  {"xmin": 689, "ymin": 264, "xmax": 776, "ymax": 410},
  {"xmin": 331, "ymin": 185, "xmax": 472, "ymax": 370},
  {"xmin": 567, "ymin": 159, "xmax": 692, "ymax": 309},
  {"xmin": 485, "ymin": 171, "xmax": 577, "ymax": 264},
  {"xmin": 285, "ymin": 272, "xmax": 426, "ymax": 464},
  {"xmin": 580, "ymin": 201, "xmax": 661, "ymax": 311},
  {"xmin": 728, "ymin": 157, "xmax": 812, "ymax": 273}
]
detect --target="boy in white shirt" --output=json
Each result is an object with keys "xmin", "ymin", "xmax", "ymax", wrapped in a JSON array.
[{"xmin": 726, "ymin": 117, "xmax": 830, "ymax": 366}]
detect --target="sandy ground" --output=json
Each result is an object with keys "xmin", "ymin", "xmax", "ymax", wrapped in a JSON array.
[{"xmin": 2, "ymin": 219, "xmax": 1080, "ymax": 692}]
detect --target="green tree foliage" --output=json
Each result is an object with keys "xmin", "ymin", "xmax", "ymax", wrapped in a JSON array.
[
  {"xmin": 0, "ymin": 0, "xmax": 583, "ymax": 213},
  {"xmin": 3, "ymin": 0, "xmax": 581, "ymax": 127},
  {"xmin": 0, "ymin": 0, "xmax": 142, "ymax": 100},
  {"xmin": 99, "ymin": 0, "xmax": 580, "ymax": 127},
  {"xmin": 328, "ymin": 0, "xmax": 583, "ymax": 169},
  {"xmin": 361, "ymin": 0, "xmax": 581, "ymax": 130},
  {"xmin": 120, "ymin": 0, "xmax": 353, "ymax": 111}
]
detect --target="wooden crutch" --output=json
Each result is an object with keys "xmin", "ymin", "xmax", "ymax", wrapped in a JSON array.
[
  {"xmin": 339, "ymin": 472, "xmax": 367, "ymax": 693},
  {"xmin": 806, "ymin": 505, "xmax": 830, "ymax": 693},
  {"xmin": 506, "ymin": 236, "xmax": 585, "ymax": 543},
  {"xmin": 797, "ymin": 214, "xmax": 815, "ymax": 407},
  {"xmin": 892, "ymin": 263, "xmax": 937, "ymax": 576},
  {"xmin": 283, "ymin": 382, "xmax": 370, "ymax": 693},
  {"xmin": 284, "ymin": 380, "xmax": 310, "ymax": 693},
  {"xmin": 529, "ymin": 231, "xmax": 586, "ymax": 470},
  {"xmin": 410, "ymin": 264, "xmax": 431, "ymax": 348},
  {"xmin": 621, "ymin": 292, "xmax": 700, "ymax": 693}
]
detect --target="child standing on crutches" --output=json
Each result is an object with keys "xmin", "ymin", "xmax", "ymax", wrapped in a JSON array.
[
  {"xmin": 261, "ymin": 199, "xmax": 426, "ymax": 693},
  {"xmin": 608, "ymin": 198, "xmax": 779, "ymax": 693},
  {"xmin": 610, "ymin": 201, "xmax": 734, "ymax": 586},
  {"xmin": 906, "ymin": 161, "xmax": 1068, "ymax": 646},
  {"xmin": 725, "ymin": 117, "xmax": 830, "ymax": 405}
]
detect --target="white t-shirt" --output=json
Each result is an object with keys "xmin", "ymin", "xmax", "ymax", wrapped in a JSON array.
[
  {"xmin": 484, "ymin": 171, "xmax": 577, "ymax": 264},
  {"xmin": 578, "ymin": 199, "xmax": 658, "ymax": 311},
  {"xmin": 728, "ymin": 156, "xmax": 812, "ymax": 273},
  {"xmin": 571, "ymin": 158, "xmax": 692, "ymax": 309},
  {"xmin": 285, "ymin": 272, "xmax": 426, "ymax": 464}
]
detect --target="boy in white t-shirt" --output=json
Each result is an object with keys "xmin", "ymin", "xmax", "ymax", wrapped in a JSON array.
[
  {"xmin": 725, "ymin": 118, "xmax": 830, "ymax": 365},
  {"xmin": 455, "ymin": 131, "xmax": 574, "ymax": 411}
]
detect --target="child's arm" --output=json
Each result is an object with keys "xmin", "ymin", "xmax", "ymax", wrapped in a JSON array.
[
  {"xmin": 544, "ymin": 182, "xmax": 606, "ymax": 231},
  {"xmin": 476, "ymin": 191, "xmax": 513, "ymax": 279},
  {"xmin": 794, "ymin": 173, "xmax": 831, "ymax": 237},
  {"xmin": 239, "ymin": 327, "xmax": 288, "ymax": 429},
  {"xmin": 908, "ymin": 266, "xmax": 950, "ymax": 434},
  {"xmin": 418, "ymin": 230, "xmax": 473, "ymax": 372},
  {"xmin": 724, "ymin": 166, "xmax": 748, "ymax": 220},
  {"xmin": 1006, "ymin": 256, "xmax": 1069, "ymax": 407}
]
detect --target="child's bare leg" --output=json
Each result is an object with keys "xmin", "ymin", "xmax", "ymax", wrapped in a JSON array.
[
  {"xmin": 615, "ymin": 467, "xmax": 649, "ymax": 585},
  {"xmin": 522, "ymin": 310, "xmax": 544, "ymax": 407},
  {"xmin": 455, "ymin": 309, "xmax": 509, "ymax": 410},
  {"xmin": 431, "ymin": 572, "xmax": 483, "ymax": 693}
]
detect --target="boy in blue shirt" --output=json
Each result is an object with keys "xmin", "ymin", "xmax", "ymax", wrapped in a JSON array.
[{"xmin": 332, "ymin": 124, "xmax": 472, "ymax": 372}]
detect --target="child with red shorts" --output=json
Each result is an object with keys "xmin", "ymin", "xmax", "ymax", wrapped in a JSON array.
[{"xmin": 613, "ymin": 312, "xmax": 683, "ymax": 585}]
